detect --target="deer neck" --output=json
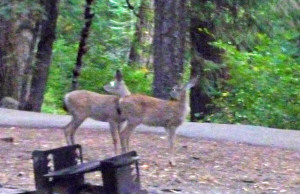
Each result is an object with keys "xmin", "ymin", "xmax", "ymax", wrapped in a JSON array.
[
  {"xmin": 177, "ymin": 90, "xmax": 190, "ymax": 119},
  {"xmin": 119, "ymin": 82, "xmax": 131, "ymax": 97}
]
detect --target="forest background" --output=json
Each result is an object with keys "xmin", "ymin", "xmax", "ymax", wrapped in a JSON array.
[{"xmin": 0, "ymin": 0, "xmax": 299, "ymax": 130}]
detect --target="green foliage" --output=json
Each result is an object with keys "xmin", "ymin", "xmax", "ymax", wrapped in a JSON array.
[
  {"xmin": 41, "ymin": 39, "xmax": 77, "ymax": 113},
  {"xmin": 43, "ymin": 0, "xmax": 299, "ymax": 131},
  {"xmin": 43, "ymin": 0, "xmax": 151, "ymax": 113},
  {"xmin": 206, "ymin": 31, "xmax": 300, "ymax": 129},
  {"xmin": 190, "ymin": 0, "xmax": 300, "ymax": 129},
  {"xmin": 121, "ymin": 66, "xmax": 153, "ymax": 95}
]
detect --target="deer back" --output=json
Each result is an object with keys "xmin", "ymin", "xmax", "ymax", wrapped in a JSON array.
[
  {"xmin": 119, "ymin": 94, "xmax": 187, "ymax": 128},
  {"xmin": 65, "ymin": 90, "xmax": 120, "ymax": 121}
]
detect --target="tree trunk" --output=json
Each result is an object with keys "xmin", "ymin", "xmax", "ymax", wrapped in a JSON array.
[
  {"xmin": 189, "ymin": 0, "xmax": 224, "ymax": 121},
  {"xmin": 25, "ymin": 0, "xmax": 60, "ymax": 111},
  {"xmin": 128, "ymin": 0, "xmax": 154, "ymax": 67},
  {"xmin": 71, "ymin": 0, "xmax": 95, "ymax": 91},
  {"xmin": 0, "ymin": 1, "xmax": 40, "ymax": 105},
  {"xmin": 19, "ymin": 22, "xmax": 40, "ymax": 110},
  {"xmin": 153, "ymin": 0, "xmax": 187, "ymax": 99},
  {"xmin": 0, "ymin": 16, "xmax": 20, "ymax": 100}
]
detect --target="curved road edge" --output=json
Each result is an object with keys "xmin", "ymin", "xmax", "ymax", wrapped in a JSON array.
[{"xmin": 0, "ymin": 108, "xmax": 299, "ymax": 151}]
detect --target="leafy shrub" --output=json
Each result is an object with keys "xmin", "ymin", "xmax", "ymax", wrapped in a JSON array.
[
  {"xmin": 43, "ymin": 38, "xmax": 153, "ymax": 113},
  {"xmin": 42, "ymin": 0, "xmax": 150, "ymax": 114},
  {"xmin": 206, "ymin": 32, "xmax": 300, "ymax": 130}
]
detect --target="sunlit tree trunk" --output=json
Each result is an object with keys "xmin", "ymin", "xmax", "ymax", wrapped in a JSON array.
[
  {"xmin": 19, "ymin": 22, "xmax": 40, "ymax": 110},
  {"xmin": 153, "ymin": 0, "xmax": 187, "ymax": 99}
]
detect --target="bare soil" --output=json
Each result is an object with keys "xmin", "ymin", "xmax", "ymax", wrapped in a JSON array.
[{"xmin": 0, "ymin": 127, "xmax": 300, "ymax": 193}]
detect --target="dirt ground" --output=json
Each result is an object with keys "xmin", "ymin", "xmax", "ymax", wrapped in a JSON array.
[{"xmin": 0, "ymin": 127, "xmax": 300, "ymax": 193}]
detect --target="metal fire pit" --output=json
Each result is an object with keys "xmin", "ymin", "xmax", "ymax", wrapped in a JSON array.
[{"xmin": 31, "ymin": 145, "xmax": 147, "ymax": 194}]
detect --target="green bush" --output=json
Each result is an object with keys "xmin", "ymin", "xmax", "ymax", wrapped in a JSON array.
[
  {"xmin": 206, "ymin": 32, "xmax": 300, "ymax": 130},
  {"xmin": 42, "ymin": 0, "xmax": 150, "ymax": 114},
  {"xmin": 42, "ymin": 38, "xmax": 153, "ymax": 114}
]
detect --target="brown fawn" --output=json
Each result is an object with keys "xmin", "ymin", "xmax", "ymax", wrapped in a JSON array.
[
  {"xmin": 63, "ymin": 70, "xmax": 131, "ymax": 154},
  {"xmin": 116, "ymin": 77, "xmax": 198, "ymax": 165}
]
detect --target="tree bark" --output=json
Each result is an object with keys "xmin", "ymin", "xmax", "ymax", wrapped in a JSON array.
[
  {"xmin": 19, "ymin": 22, "xmax": 40, "ymax": 110},
  {"xmin": 25, "ymin": 0, "xmax": 60, "ymax": 111},
  {"xmin": 71, "ymin": 0, "xmax": 95, "ymax": 91},
  {"xmin": 153, "ymin": 0, "xmax": 187, "ymax": 99},
  {"xmin": 0, "ymin": 16, "xmax": 20, "ymax": 100},
  {"xmin": 0, "ymin": 1, "xmax": 40, "ymax": 105}
]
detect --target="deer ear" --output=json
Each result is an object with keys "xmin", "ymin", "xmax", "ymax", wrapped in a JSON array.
[
  {"xmin": 185, "ymin": 76, "xmax": 199, "ymax": 89},
  {"xmin": 115, "ymin": 70, "xmax": 123, "ymax": 81}
]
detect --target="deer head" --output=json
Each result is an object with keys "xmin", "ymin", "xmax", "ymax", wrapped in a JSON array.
[
  {"xmin": 103, "ymin": 70, "xmax": 131, "ymax": 97},
  {"xmin": 170, "ymin": 76, "xmax": 199, "ymax": 100}
]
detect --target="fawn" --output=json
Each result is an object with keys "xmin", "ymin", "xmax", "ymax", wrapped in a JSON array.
[
  {"xmin": 116, "ymin": 77, "xmax": 198, "ymax": 165},
  {"xmin": 63, "ymin": 70, "xmax": 131, "ymax": 154}
]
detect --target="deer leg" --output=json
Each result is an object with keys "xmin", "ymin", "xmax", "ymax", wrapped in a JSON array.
[
  {"xmin": 109, "ymin": 121, "xmax": 119, "ymax": 155},
  {"xmin": 120, "ymin": 132, "xmax": 127, "ymax": 153},
  {"xmin": 166, "ymin": 127, "xmax": 177, "ymax": 166},
  {"xmin": 64, "ymin": 117, "xmax": 85, "ymax": 145},
  {"xmin": 120, "ymin": 122, "xmax": 138, "ymax": 153},
  {"xmin": 125, "ymin": 124, "xmax": 138, "ymax": 151},
  {"xmin": 116, "ymin": 121, "xmax": 127, "ymax": 153}
]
